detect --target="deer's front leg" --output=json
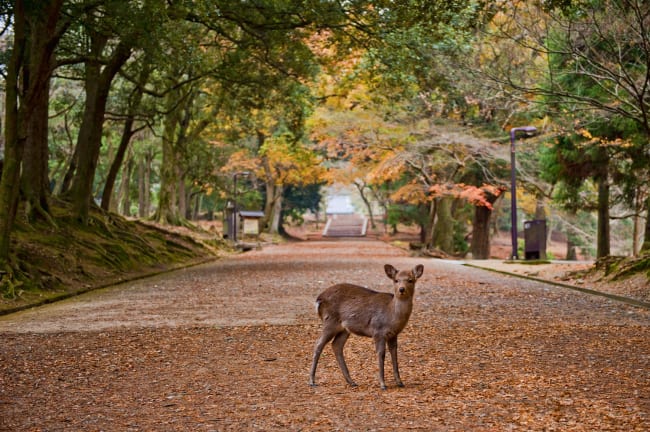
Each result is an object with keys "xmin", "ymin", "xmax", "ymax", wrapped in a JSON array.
[
  {"xmin": 387, "ymin": 337, "xmax": 404, "ymax": 387},
  {"xmin": 374, "ymin": 336, "xmax": 387, "ymax": 390}
]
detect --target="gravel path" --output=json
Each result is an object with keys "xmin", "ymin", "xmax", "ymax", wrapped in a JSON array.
[{"xmin": 1, "ymin": 240, "xmax": 649, "ymax": 431}]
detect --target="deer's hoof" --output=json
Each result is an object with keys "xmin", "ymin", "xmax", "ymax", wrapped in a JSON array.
[
  {"xmin": 397, "ymin": 382, "xmax": 405, "ymax": 388},
  {"xmin": 380, "ymin": 385, "xmax": 387, "ymax": 391}
]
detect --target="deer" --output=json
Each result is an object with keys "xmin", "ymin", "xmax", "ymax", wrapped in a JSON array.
[{"xmin": 309, "ymin": 263, "xmax": 424, "ymax": 390}]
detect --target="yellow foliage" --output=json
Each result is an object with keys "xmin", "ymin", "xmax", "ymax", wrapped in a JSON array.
[{"xmin": 390, "ymin": 182, "xmax": 427, "ymax": 204}]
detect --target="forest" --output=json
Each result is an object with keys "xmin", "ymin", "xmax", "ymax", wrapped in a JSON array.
[{"xmin": 0, "ymin": 0, "xmax": 649, "ymax": 296}]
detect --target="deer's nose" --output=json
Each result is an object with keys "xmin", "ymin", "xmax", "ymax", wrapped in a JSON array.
[{"xmin": 399, "ymin": 287, "xmax": 406, "ymax": 294}]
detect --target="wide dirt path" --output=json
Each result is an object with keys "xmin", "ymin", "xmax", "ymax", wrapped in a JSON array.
[{"xmin": 1, "ymin": 240, "xmax": 649, "ymax": 431}]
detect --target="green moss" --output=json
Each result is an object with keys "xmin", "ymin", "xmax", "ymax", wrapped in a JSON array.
[{"xmin": 1, "ymin": 201, "xmax": 220, "ymax": 311}]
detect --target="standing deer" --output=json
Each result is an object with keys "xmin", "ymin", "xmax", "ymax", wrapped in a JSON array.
[{"xmin": 309, "ymin": 264, "xmax": 424, "ymax": 390}]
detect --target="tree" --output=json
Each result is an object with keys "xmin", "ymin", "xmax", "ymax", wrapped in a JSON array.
[
  {"xmin": 100, "ymin": 60, "xmax": 151, "ymax": 211},
  {"xmin": 479, "ymin": 0, "xmax": 650, "ymax": 255},
  {"xmin": 0, "ymin": 0, "xmax": 75, "ymax": 264}
]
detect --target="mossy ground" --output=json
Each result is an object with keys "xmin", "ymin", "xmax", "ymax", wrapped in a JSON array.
[{"xmin": 1, "ymin": 201, "xmax": 222, "ymax": 314}]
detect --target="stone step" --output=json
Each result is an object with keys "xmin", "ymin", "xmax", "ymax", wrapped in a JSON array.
[{"xmin": 323, "ymin": 214, "xmax": 367, "ymax": 237}]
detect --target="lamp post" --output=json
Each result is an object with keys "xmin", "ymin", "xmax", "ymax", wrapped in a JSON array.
[
  {"xmin": 232, "ymin": 171, "xmax": 250, "ymax": 243},
  {"xmin": 509, "ymin": 126, "xmax": 537, "ymax": 260}
]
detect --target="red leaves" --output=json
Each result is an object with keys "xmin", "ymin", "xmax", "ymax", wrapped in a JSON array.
[{"xmin": 427, "ymin": 183, "xmax": 506, "ymax": 209}]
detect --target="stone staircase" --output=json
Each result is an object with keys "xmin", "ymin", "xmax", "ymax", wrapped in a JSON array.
[{"xmin": 322, "ymin": 214, "xmax": 368, "ymax": 237}]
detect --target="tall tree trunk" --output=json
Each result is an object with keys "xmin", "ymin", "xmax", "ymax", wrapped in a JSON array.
[
  {"xmin": 353, "ymin": 180, "xmax": 376, "ymax": 229},
  {"xmin": 58, "ymin": 143, "xmax": 78, "ymax": 195},
  {"xmin": 424, "ymin": 199, "xmax": 437, "ymax": 248},
  {"xmin": 471, "ymin": 191, "xmax": 502, "ymax": 259},
  {"xmin": 177, "ymin": 174, "xmax": 187, "ymax": 220},
  {"xmin": 119, "ymin": 154, "xmax": 133, "ymax": 216},
  {"xmin": 472, "ymin": 205, "xmax": 492, "ymax": 259},
  {"xmin": 642, "ymin": 196, "xmax": 650, "ymax": 253},
  {"xmin": 101, "ymin": 64, "xmax": 149, "ymax": 211},
  {"xmin": 0, "ymin": 0, "xmax": 27, "ymax": 263},
  {"xmin": 631, "ymin": 187, "xmax": 641, "ymax": 256},
  {"xmin": 432, "ymin": 196, "xmax": 454, "ymax": 253},
  {"xmin": 68, "ymin": 35, "xmax": 131, "ymax": 223},
  {"xmin": 596, "ymin": 177, "xmax": 610, "ymax": 258},
  {"xmin": 138, "ymin": 150, "xmax": 152, "ymax": 218},
  {"xmin": 21, "ymin": 0, "xmax": 67, "ymax": 222},
  {"xmin": 0, "ymin": 0, "xmax": 67, "ymax": 261},
  {"xmin": 22, "ymin": 73, "xmax": 51, "ymax": 220},
  {"xmin": 262, "ymin": 181, "xmax": 276, "ymax": 232},
  {"xmin": 268, "ymin": 186, "xmax": 284, "ymax": 234},
  {"xmin": 566, "ymin": 238, "xmax": 577, "ymax": 260},
  {"xmin": 101, "ymin": 119, "xmax": 136, "ymax": 211},
  {"xmin": 154, "ymin": 104, "xmax": 182, "ymax": 225}
]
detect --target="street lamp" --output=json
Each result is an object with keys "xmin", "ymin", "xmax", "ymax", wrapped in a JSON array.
[
  {"xmin": 231, "ymin": 171, "xmax": 250, "ymax": 243},
  {"xmin": 509, "ymin": 126, "xmax": 537, "ymax": 260}
]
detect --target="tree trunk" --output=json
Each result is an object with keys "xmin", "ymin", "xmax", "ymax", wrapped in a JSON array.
[
  {"xmin": 22, "ymin": 11, "xmax": 58, "ymax": 222},
  {"xmin": 138, "ymin": 150, "xmax": 152, "ymax": 218},
  {"xmin": 177, "ymin": 174, "xmax": 187, "ymax": 221},
  {"xmin": 470, "ymin": 191, "xmax": 502, "ymax": 259},
  {"xmin": 0, "ymin": 0, "xmax": 27, "ymax": 263},
  {"xmin": 596, "ymin": 177, "xmax": 610, "ymax": 258},
  {"xmin": 354, "ymin": 180, "xmax": 376, "ymax": 229},
  {"xmin": 101, "ymin": 119, "xmax": 135, "ymax": 211},
  {"xmin": 119, "ymin": 155, "xmax": 133, "ymax": 216},
  {"xmin": 0, "ymin": 0, "xmax": 67, "ymax": 261},
  {"xmin": 268, "ymin": 186, "xmax": 284, "ymax": 234},
  {"xmin": 432, "ymin": 196, "xmax": 454, "ymax": 253},
  {"xmin": 58, "ymin": 143, "xmax": 78, "ymax": 195},
  {"xmin": 102, "ymin": 64, "xmax": 149, "ymax": 212},
  {"xmin": 471, "ymin": 205, "xmax": 492, "ymax": 259},
  {"xmin": 68, "ymin": 36, "xmax": 131, "ymax": 223},
  {"xmin": 154, "ymin": 104, "xmax": 182, "ymax": 225},
  {"xmin": 566, "ymin": 238, "xmax": 577, "ymax": 260},
  {"xmin": 641, "ymin": 196, "xmax": 650, "ymax": 253},
  {"xmin": 424, "ymin": 199, "xmax": 437, "ymax": 248}
]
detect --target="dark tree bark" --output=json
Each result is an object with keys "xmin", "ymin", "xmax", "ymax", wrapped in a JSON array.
[
  {"xmin": 119, "ymin": 156, "xmax": 134, "ymax": 216},
  {"xmin": 353, "ymin": 180, "xmax": 376, "ymax": 229},
  {"xmin": 153, "ymin": 93, "xmax": 183, "ymax": 225},
  {"xmin": 0, "ymin": 0, "xmax": 27, "ymax": 263},
  {"xmin": 138, "ymin": 150, "xmax": 153, "ymax": 218},
  {"xmin": 21, "ymin": 0, "xmax": 70, "ymax": 224},
  {"xmin": 642, "ymin": 197, "xmax": 650, "ymax": 253},
  {"xmin": 432, "ymin": 197, "xmax": 454, "ymax": 253},
  {"xmin": 101, "ymin": 119, "xmax": 136, "ymax": 212},
  {"xmin": 67, "ymin": 34, "xmax": 132, "ymax": 223},
  {"xmin": 0, "ymin": 0, "xmax": 68, "ymax": 261},
  {"xmin": 471, "ymin": 205, "xmax": 492, "ymax": 259},
  {"xmin": 470, "ymin": 191, "xmax": 502, "ymax": 259},
  {"xmin": 596, "ymin": 177, "xmax": 610, "ymax": 258},
  {"xmin": 100, "ymin": 64, "xmax": 149, "ymax": 211}
]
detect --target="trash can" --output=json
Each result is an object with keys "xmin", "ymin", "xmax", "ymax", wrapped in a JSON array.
[{"xmin": 524, "ymin": 220, "xmax": 547, "ymax": 260}]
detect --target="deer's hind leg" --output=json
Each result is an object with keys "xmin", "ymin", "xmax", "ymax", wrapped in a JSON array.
[
  {"xmin": 331, "ymin": 330, "xmax": 356, "ymax": 387},
  {"xmin": 309, "ymin": 326, "xmax": 338, "ymax": 386}
]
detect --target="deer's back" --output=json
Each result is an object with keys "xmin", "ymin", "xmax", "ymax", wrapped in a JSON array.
[{"xmin": 316, "ymin": 283, "xmax": 397, "ymax": 336}]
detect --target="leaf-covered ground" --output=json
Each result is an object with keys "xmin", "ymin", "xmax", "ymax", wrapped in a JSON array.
[{"xmin": 1, "ymin": 240, "xmax": 649, "ymax": 431}]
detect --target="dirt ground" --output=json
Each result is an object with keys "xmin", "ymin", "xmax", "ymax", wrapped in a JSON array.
[{"xmin": 1, "ymin": 240, "xmax": 649, "ymax": 431}]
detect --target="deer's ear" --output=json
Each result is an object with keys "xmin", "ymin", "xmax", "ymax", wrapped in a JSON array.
[
  {"xmin": 384, "ymin": 264, "xmax": 398, "ymax": 280},
  {"xmin": 412, "ymin": 264, "xmax": 424, "ymax": 279}
]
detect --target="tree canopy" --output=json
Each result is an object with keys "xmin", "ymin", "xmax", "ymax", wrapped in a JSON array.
[{"xmin": 1, "ymin": 0, "xmax": 649, "ymax": 290}]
